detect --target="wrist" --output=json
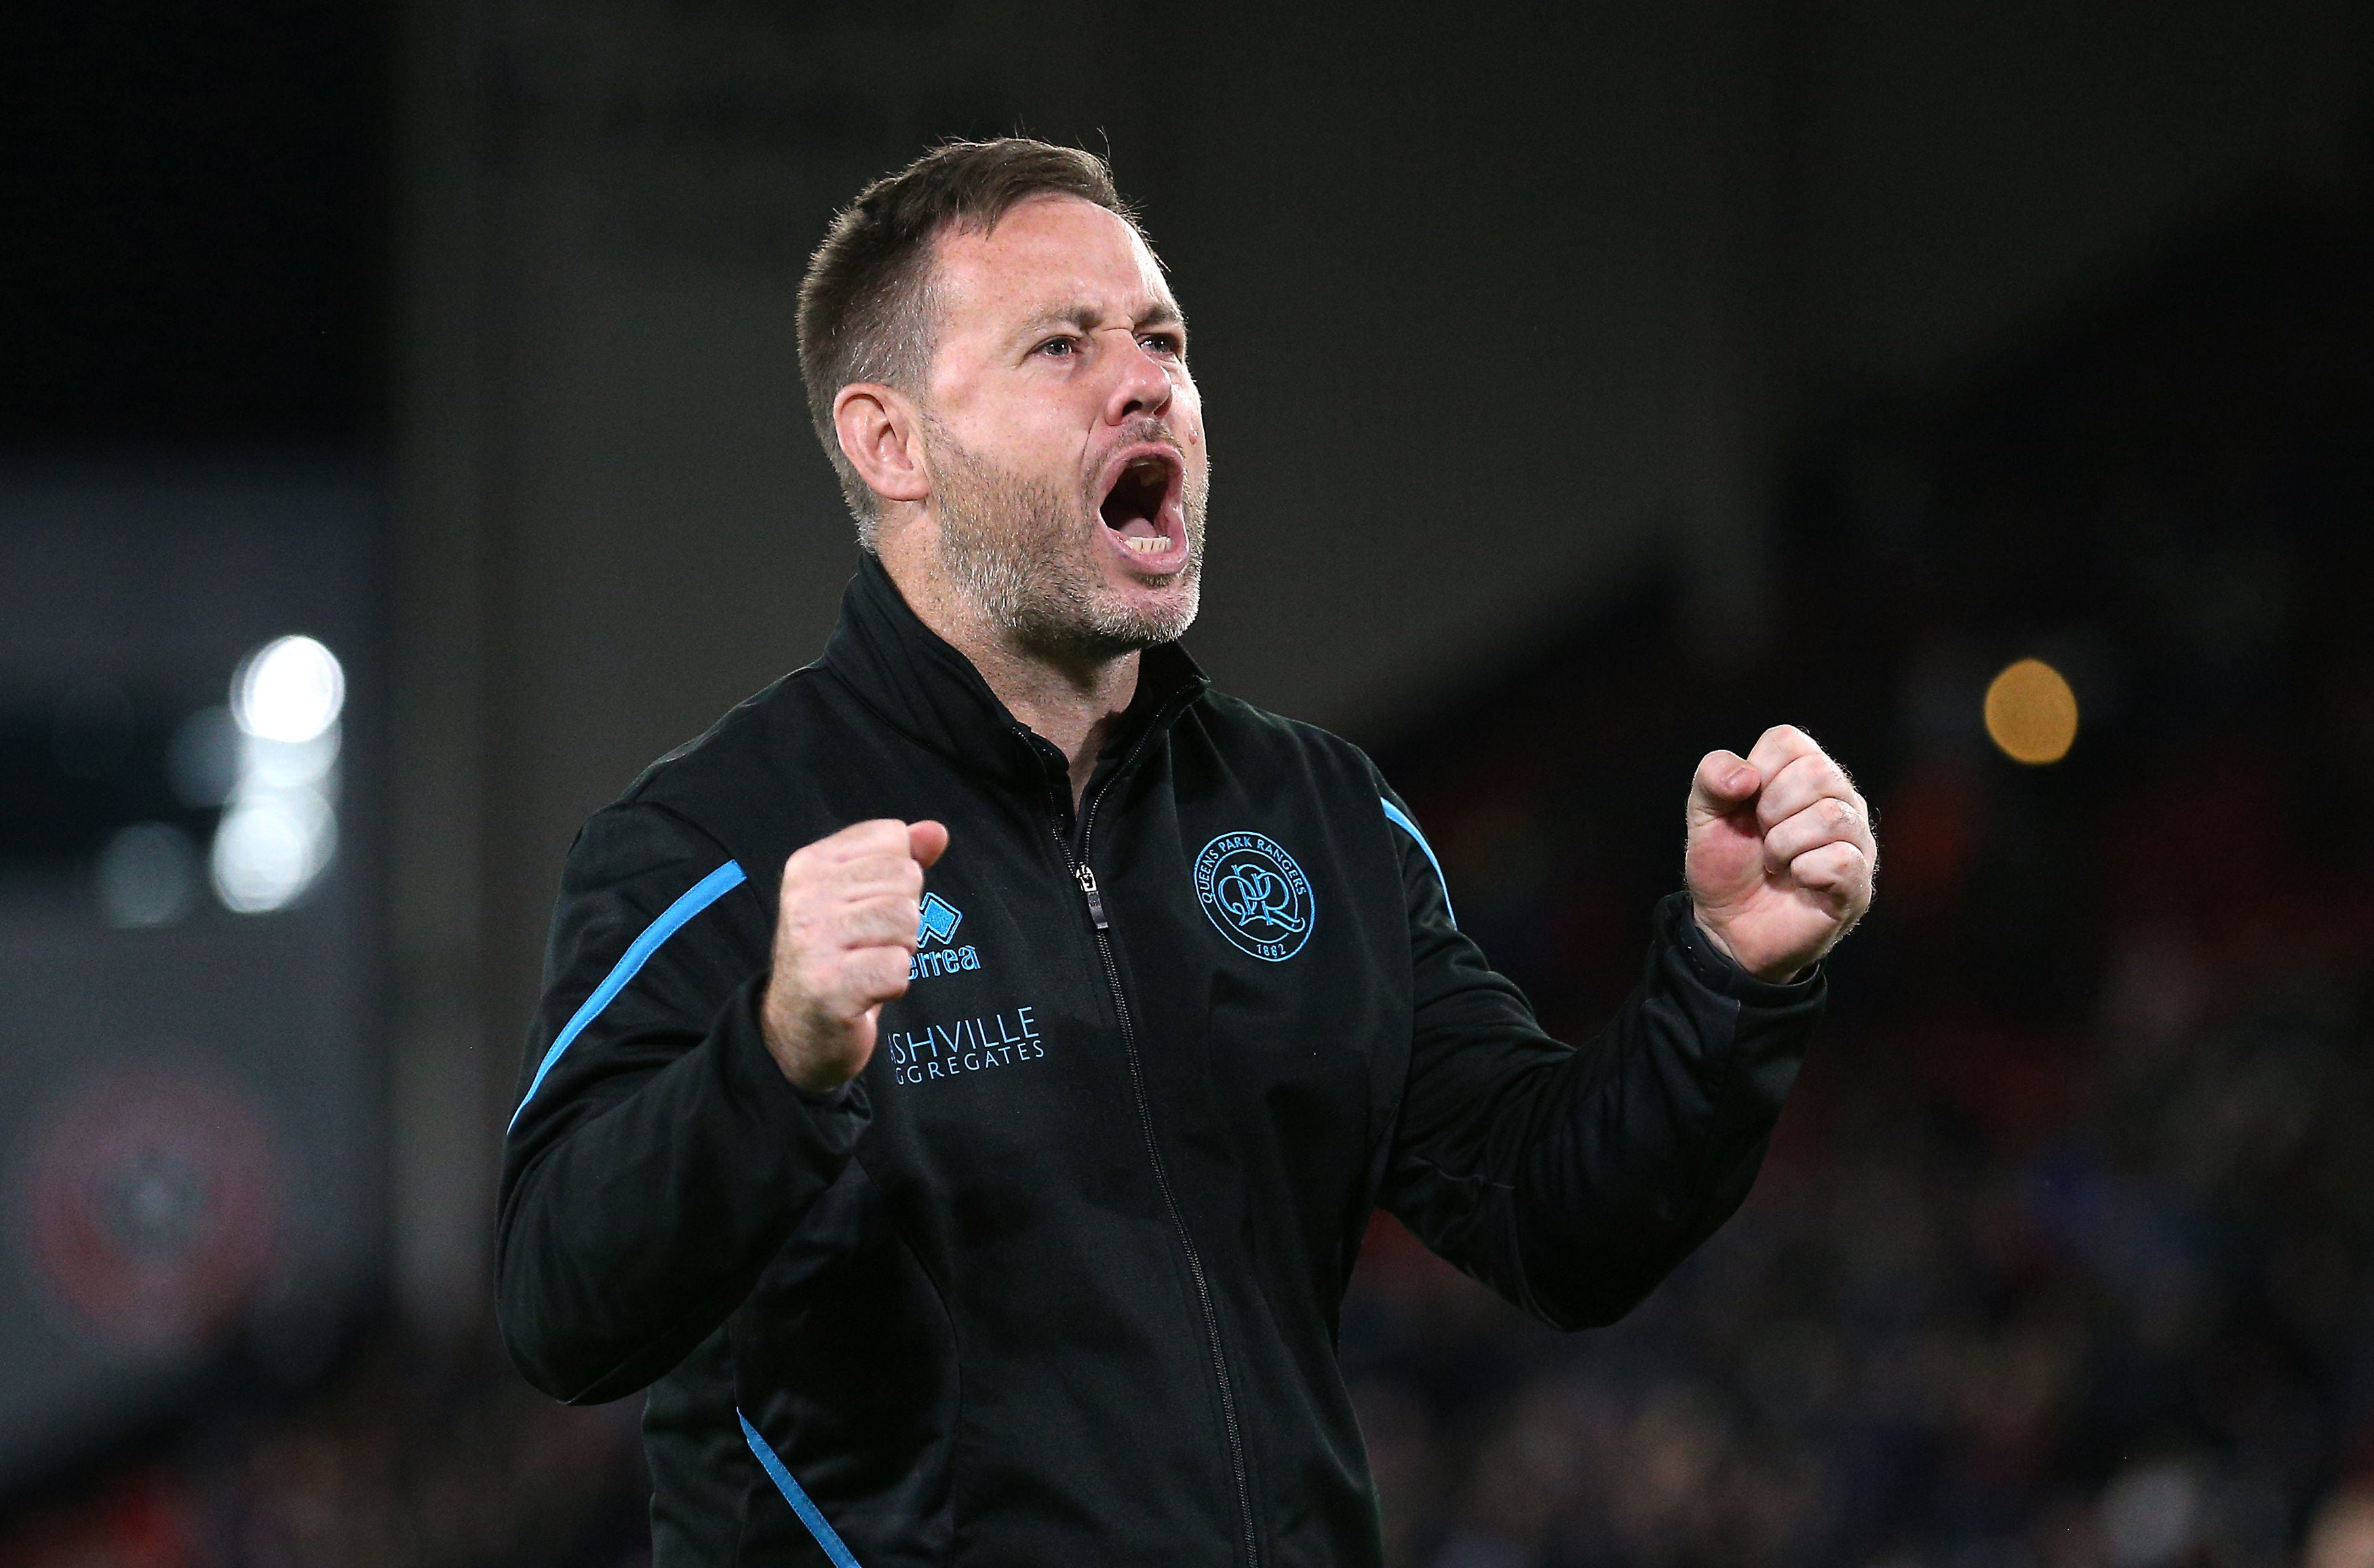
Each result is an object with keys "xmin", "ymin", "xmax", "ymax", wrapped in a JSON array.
[
  {"xmin": 760, "ymin": 984, "xmax": 850, "ymax": 1095},
  {"xmin": 1690, "ymin": 909, "xmax": 1807, "ymax": 985},
  {"xmin": 777, "ymin": 1049, "xmax": 854, "ymax": 1096}
]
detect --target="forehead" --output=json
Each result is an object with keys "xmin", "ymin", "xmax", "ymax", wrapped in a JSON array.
[{"xmin": 930, "ymin": 195, "xmax": 1174, "ymax": 329}]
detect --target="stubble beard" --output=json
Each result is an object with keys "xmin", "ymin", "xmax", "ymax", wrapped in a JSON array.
[{"xmin": 926, "ymin": 417, "xmax": 1206, "ymax": 661}]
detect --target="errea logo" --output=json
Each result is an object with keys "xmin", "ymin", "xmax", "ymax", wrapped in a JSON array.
[
  {"xmin": 910, "ymin": 891, "xmax": 981, "ymax": 981},
  {"xmin": 916, "ymin": 892, "xmax": 962, "ymax": 946}
]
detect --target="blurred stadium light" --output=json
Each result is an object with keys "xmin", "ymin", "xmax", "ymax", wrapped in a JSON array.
[
  {"xmin": 1984, "ymin": 658, "xmax": 2081, "ymax": 764},
  {"xmin": 0, "ymin": 463, "xmax": 378, "ymax": 1490}
]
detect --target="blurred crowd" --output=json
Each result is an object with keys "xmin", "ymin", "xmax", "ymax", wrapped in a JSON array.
[
  {"xmin": 1342, "ymin": 905, "xmax": 2374, "ymax": 1568},
  {"xmin": 1346, "ymin": 206, "xmax": 2374, "ymax": 1568},
  {"xmin": 0, "ymin": 1337, "xmax": 646, "ymax": 1568},
  {"xmin": 5, "ymin": 212, "xmax": 2368, "ymax": 1568}
]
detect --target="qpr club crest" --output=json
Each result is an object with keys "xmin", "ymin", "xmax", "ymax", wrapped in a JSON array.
[{"xmin": 1194, "ymin": 831, "xmax": 1315, "ymax": 962}]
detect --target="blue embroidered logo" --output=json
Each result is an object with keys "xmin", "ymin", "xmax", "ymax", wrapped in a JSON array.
[
  {"xmin": 1194, "ymin": 831, "xmax": 1315, "ymax": 962},
  {"xmin": 910, "ymin": 890, "xmax": 980, "ymax": 982},
  {"xmin": 916, "ymin": 891, "xmax": 963, "ymax": 947}
]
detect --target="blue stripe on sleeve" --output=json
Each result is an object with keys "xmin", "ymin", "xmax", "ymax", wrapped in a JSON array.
[
  {"xmin": 1379, "ymin": 798, "xmax": 1456, "ymax": 928},
  {"xmin": 739, "ymin": 1409, "xmax": 863, "ymax": 1568},
  {"xmin": 507, "ymin": 859, "xmax": 747, "ymax": 1131}
]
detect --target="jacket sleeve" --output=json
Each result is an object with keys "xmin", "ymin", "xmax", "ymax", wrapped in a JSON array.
[
  {"xmin": 1374, "ymin": 785, "xmax": 1823, "ymax": 1330},
  {"xmin": 494, "ymin": 802, "xmax": 870, "ymax": 1403}
]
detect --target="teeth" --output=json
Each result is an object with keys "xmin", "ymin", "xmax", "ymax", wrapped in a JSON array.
[{"xmin": 1123, "ymin": 535, "xmax": 1172, "ymax": 553}]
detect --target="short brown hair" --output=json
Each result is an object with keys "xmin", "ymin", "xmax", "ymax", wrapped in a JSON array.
[{"xmin": 797, "ymin": 138, "xmax": 1142, "ymax": 546}]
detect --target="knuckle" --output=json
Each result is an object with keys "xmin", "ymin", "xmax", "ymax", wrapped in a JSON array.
[{"xmin": 841, "ymin": 819, "xmax": 897, "ymax": 851}]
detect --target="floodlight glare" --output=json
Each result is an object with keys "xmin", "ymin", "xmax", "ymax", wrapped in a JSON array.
[
  {"xmin": 231, "ymin": 635, "xmax": 345, "ymax": 744},
  {"xmin": 211, "ymin": 793, "xmax": 337, "ymax": 914}
]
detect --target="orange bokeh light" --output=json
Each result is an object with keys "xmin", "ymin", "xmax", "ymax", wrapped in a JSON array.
[{"xmin": 1984, "ymin": 658, "xmax": 2079, "ymax": 764}]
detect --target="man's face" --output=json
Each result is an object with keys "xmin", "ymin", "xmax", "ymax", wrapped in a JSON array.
[{"xmin": 918, "ymin": 195, "xmax": 1207, "ymax": 654}]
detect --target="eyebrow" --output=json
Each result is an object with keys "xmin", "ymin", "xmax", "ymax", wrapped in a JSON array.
[{"xmin": 1017, "ymin": 300, "xmax": 1188, "ymax": 340}]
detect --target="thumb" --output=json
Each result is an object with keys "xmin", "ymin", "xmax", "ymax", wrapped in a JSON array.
[
  {"xmin": 908, "ymin": 819, "xmax": 950, "ymax": 868},
  {"xmin": 1687, "ymin": 750, "xmax": 1760, "ymax": 826}
]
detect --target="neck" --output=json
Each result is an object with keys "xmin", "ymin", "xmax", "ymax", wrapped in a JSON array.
[{"xmin": 884, "ymin": 554, "xmax": 1140, "ymax": 806}]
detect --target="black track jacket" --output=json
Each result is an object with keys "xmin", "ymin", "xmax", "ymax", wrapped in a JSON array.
[{"xmin": 497, "ymin": 557, "xmax": 1826, "ymax": 1567}]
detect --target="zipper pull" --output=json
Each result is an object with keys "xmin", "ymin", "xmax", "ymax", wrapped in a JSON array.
[{"xmin": 1074, "ymin": 863, "xmax": 1110, "ymax": 930}]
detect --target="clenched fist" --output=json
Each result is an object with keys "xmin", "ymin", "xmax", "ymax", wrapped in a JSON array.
[
  {"xmin": 1686, "ymin": 725, "xmax": 1875, "ymax": 983},
  {"xmin": 760, "ymin": 818, "xmax": 950, "ymax": 1093}
]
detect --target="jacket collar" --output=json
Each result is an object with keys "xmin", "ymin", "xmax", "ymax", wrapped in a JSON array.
[{"xmin": 819, "ymin": 552, "xmax": 1209, "ymax": 787}]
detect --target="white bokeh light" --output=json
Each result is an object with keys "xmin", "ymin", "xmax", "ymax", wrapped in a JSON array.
[
  {"xmin": 211, "ymin": 634, "xmax": 345, "ymax": 914},
  {"xmin": 232, "ymin": 635, "xmax": 345, "ymax": 744},
  {"xmin": 240, "ymin": 730, "xmax": 339, "ymax": 790},
  {"xmin": 211, "ymin": 793, "xmax": 338, "ymax": 914}
]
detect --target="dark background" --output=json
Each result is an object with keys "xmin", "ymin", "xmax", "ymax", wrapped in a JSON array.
[
  {"xmin": 3, "ymin": 1, "xmax": 2371, "ymax": 1564},
  {"xmin": 5, "ymin": 3, "xmax": 385, "ymax": 442}
]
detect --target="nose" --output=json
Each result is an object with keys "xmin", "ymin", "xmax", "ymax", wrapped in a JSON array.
[{"xmin": 1101, "ymin": 332, "xmax": 1174, "ymax": 425}]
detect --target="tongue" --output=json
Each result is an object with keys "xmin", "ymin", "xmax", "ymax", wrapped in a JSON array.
[{"xmin": 1112, "ymin": 515, "xmax": 1160, "ymax": 540}]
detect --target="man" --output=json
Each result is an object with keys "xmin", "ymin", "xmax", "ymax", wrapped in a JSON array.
[{"xmin": 497, "ymin": 140, "xmax": 1875, "ymax": 1567}]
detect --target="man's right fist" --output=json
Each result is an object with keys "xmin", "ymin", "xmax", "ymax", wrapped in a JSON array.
[{"xmin": 760, "ymin": 818, "xmax": 949, "ymax": 1093}]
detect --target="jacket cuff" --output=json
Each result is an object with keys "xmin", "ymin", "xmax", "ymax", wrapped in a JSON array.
[{"xmin": 1657, "ymin": 891, "xmax": 1827, "ymax": 1007}]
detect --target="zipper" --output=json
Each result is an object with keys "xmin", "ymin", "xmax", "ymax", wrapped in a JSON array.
[
  {"xmin": 1049, "ymin": 734, "xmax": 1260, "ymax": 1568},
  {"xmin": 1074, "ymin": 861, "xmax": 1110, "ymax": 929}
]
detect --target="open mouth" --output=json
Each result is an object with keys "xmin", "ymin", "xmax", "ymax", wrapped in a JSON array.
[{"xmin": 1096, "ymin": 447, "xmax": 1187, "ymax": 567}]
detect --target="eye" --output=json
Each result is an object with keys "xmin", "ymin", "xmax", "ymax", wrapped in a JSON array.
[
  {"xmin": 1141, "ymin": 332, "xmax": 1183, "ymax": 357},
  {"xmin": 1035, "ymin": 335, "xmax": 1079, "ymax": 359}
]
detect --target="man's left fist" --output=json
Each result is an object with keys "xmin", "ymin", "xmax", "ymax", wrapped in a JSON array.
[{"xmin": 1685, "ymin": 724, "xmax": 1875, "ymax": 983}]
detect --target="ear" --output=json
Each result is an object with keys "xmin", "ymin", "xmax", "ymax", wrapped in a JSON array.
[{"xmin": 833, "ymin": 384, "xmax": 931, "ymax": 508}]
